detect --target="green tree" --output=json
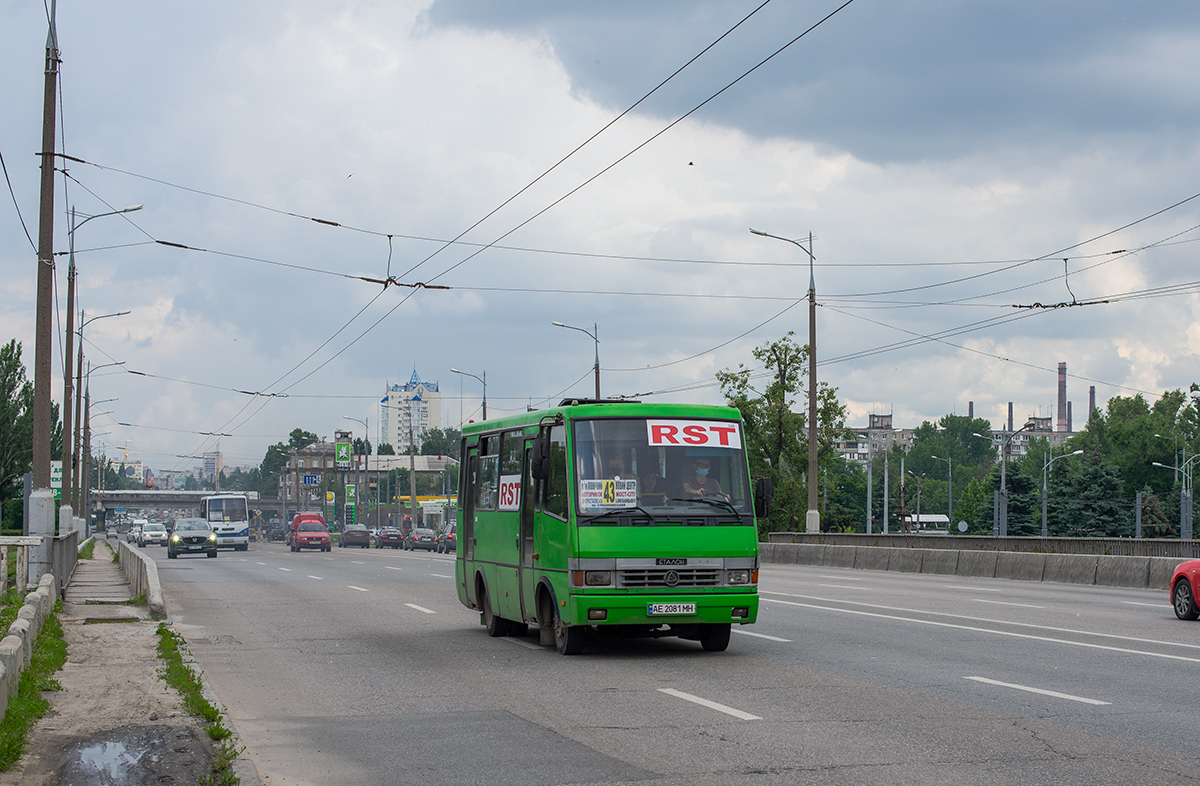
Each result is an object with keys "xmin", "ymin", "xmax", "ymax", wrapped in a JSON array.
[
  {"xmin": 420, "ymin": 427, "xmax": 462, "ymax": 459},
  {"xmin": 1047, "ymin": 458, "xmax": 1127, "ymax": 537},
  {"xmin": 717, "ymin": 333, "xmax": 850, "ymax": 534},
  {"xmin": 377, "ymin": 443, "xmax": 395, "ymax": 455},
  {"xmin": 288, "ymin": 429, "xmax": 318, "ymax": 451},
  {"xmin": 0, "ymin": 340, "xmax": 34, "ymax": 505}
]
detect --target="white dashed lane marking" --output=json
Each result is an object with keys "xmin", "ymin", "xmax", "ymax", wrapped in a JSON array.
[
  {"xmin": 348, "ymin": 585, "xmax": 370, "ymax": 592},
  {"xmin": 658, "ymin": 689, "xmax": 761, "ymax": 720},
  {"xmin": 964, "ymin": 676, "xmax": 1111, "ymax": 705},
  {"xmin": 404, "ymin": 603, "xmax": 436, "ymax": 614}
]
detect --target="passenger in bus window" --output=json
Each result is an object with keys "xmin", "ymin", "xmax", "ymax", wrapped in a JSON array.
[
  {"xmin": 606, "ymin": 456, "xmax": 627, "ymax": 479},
  {"xmin": 641, "ymin": 472, "xmax": 666, "ymax": 505},
  {"xmin": 682, "ymin": 458, "xmax": 725, "ymax": 498}
]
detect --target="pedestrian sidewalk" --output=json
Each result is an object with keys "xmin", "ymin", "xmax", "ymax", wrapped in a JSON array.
[{"xmin": 0, "ymin": 539, "xmax": 216, "ymax": 786}]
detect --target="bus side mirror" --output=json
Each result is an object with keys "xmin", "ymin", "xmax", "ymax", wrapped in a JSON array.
[
  {"xmin": 530, "ymin": 434, "xmax": 549, "ymax": 481},
  {"xmin": 754, "ymin": 476, "xmax": 773, "ymax": 519}
]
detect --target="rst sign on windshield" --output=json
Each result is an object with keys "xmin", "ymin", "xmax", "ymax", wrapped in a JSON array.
[{"xmin": 646, "ymin": 420, "xmax": 742, "ymax": 448}]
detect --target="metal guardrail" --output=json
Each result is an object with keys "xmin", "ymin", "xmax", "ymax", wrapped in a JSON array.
[{"xmin": 765, "ymin": 531, "xmax": 1200, "ymax": 559}]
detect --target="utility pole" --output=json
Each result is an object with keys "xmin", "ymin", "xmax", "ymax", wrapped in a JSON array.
[
  {"xmin": 61, "ymin": 212, "xmax": 77, "ymax": 529},
  {"xmin": 408, "ymin": 398, "xmax": 418, "ymax": 530},
  {"xmin": 30, "ymin": 2, "xmax": 61, "ymax": 580},
  {"xmin": 806, "ymin": 233, "xmax": 818, "ymax": 533}
]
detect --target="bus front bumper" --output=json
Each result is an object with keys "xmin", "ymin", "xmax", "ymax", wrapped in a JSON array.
[{"xmin": 568, "ymin": 590, "xmax": 758, "ymax": 627}]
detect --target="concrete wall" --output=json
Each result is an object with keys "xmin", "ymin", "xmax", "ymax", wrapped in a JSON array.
[
  {"xmin": 762, "ymin": 542, "xmax": 1184, "ymax": 591},
  {"xmin": 0, "ymin": 573, "xmax": 58, "ymax": 722},
  {"xmin": 116, "ymin": 540, "xmax": 166, "ymax": 620}
]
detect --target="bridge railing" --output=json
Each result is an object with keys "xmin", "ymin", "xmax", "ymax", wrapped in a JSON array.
[{"xmin": 766, "ymin": 531, "xmax": 1200, "ymax": 558}]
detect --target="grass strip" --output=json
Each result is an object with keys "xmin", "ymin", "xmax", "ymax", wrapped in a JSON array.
[
  {"xmin": 156, "ymin": 624, "xmax": 241, "ymax": 785},
  {"xmin": 0, "ymin": 600, "xmax": 66, "ymax": 771},
  {"xmin": 77, "ymin": 539, "xmax": 95, "ymax": 560}
]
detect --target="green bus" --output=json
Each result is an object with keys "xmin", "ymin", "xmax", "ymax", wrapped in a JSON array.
[{"xmin": 455, "ymin": 399, "xmax": 770, "ymax": 655}]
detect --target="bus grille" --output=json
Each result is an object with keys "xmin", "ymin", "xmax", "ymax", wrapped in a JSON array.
[{"xmin": 618, "ymin": 568, "xmax": 721, "ymax": 588}]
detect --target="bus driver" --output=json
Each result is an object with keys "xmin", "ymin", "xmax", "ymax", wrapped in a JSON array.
[{"xmin": 682, "ymin": 458, "xmax": 725, "ymax": 499}]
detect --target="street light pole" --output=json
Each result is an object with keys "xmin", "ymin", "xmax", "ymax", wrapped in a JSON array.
[
  {"xmin": 974, "ymin": 421, "xmax": 1034, "ymax": 537},
  {"xmin": 1154, "ymin": 455, "xmax": 1200, "ymax": 540},
  {"xmin": 450, "ymin": 368, "xmax": 487, "ymax": 420},
  {"xmin": 552, "ymin": 322, "xmax": 600, "ymax": 399},
  {"xmin": 1042, "ymin": 448, "xmax": 1083, "ymax": 536},
  {"xmin": 751, "ymin": 228, "xmax": 819, "ymax": 532}
]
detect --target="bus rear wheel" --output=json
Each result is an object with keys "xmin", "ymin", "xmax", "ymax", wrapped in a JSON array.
[{"xmin": 699, "ymin": 623, "xmax": 731, "ymax": 652}]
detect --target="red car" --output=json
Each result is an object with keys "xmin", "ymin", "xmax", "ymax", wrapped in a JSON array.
[
  {"xmin": 289, "ymin": 513, "xmax": 331, "ymax": 552},
  {"xmin": 375, "ymin": 527, "xmax": 404, "ymax": 549},
  {"xmin": 1172, "ymin": 560, "xmax": 1200, "ymax": 619}
]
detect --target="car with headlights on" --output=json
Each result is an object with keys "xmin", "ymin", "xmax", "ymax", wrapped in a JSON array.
[
  {"xmin": 138, "ymin": 522, "xmax": 169, "ymax": 547},
  {"xmin": 339, "ymin": 524, "xmax": 371, "ymax": 548},
  {"xmin": 168, "ymin": 518, "xmax": 218, "ymax": 559},
  {"xmin": 404, "ymin": 527, "xmax": 438, "ymax": 552}
]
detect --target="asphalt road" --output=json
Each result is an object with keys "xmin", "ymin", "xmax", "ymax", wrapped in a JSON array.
[{"xmin": 144, "ymin": 540, "xmax": 1200, "ymax": 786}]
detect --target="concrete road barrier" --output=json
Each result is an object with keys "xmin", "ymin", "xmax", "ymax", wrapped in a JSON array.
[
  {"xmin": 854, "ymin": 547, "xmax": 888, "ymax": 572},
  {"xmin": 1150, "ymin": 557, "xmax": 1182, "ymax": 591},
  {"xmin": 1043, "ymin": 554, "xmax": 1097, "ymax": 586},
  {"xmin": 1096, "ymin": 555, "xmax": 1150, "ymax": 588},
  {"xmin": 956, "ymin": 550, "xmax": 997, "ymax": 579},
  {"xmin": 995, "ymin": 551, "xmax": 1045, "ymax": 582},
  {"xmin": 0, "ymin": 637, "xmax": 20, "ymax": 701},
  {"xmin": 919, "ymin": 548, "xmax": 959, "ymax": 575},
  {"xmin": 823, "ymin": 545, "xmax": 856, "ymax": 568},
  {"xmin": 887, "ymin": 549, "xmax": 923, "ymax": 573},
  {"xmin": 794, "ymin": 544, "xmax": 825, "ymax": 566}
]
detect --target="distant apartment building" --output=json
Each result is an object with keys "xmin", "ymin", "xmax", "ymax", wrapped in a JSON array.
[
  {"xmin": 381, "ymin": 369, "xmax": 442, "ymax": 453},
  {"xmin": 109, "ymin": 458, "xmax": 146, "ymax": 484},
  {"xmin": 202, "ymin": 451, "xmax": 223, "ymax": 482},
  {"xmin": 837, "ymin": 413, "xmax": 914, "ymax": 466}
]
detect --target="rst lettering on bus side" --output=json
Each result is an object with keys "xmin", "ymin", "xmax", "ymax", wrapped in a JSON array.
[{"xmin": 646, "ymin": 419, "xmax": 742, "ymax": 448}]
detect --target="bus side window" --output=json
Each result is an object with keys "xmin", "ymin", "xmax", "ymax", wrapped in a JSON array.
[
  {"xmin": 476, "ymin": 435, "xmax": 499, "ymax": 511},
  {"xmin": 544, "ymin": 425, "xmax": 568, "ymax": 520}
]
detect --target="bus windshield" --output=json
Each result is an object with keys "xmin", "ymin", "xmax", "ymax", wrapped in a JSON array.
[
  {"xmin": 573, "ymin": 417, "xmax": 751, "ymax": 518},
  {"xmin": 206, "ymin": 496, "xmax": 248, "ymax": 523}
]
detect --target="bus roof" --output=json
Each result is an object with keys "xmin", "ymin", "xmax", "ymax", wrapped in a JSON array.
[{"xmin": 461, "ymin": 400, "xmax": 743, "ymax": 436}]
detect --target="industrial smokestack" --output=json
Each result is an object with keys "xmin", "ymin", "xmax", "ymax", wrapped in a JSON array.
[
  {"xmin": 968, "ymin": 401, "xmax": 974, "ymax": 418},
  {"xmin": 1058, "ymin": 362, "xmax": 1067, "ymax": 432},
  {"xmin": 1089, "ymin": 386, "xmax": 1096, "ymax": 418},
  {"xmin": 1067, "ymin": 401, "xmax": 1072, "ymax": 432},
  {"xmin": 1008, "ymin": 402, "xmax": 1013, "ymax": 432}
]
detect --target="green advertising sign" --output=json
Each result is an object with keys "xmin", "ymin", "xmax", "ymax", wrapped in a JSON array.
[{"xmin": 336, "ymin": 442, "xmax": 351, "ymax": 468}]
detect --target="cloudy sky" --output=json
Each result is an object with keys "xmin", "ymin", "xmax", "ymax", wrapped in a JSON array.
[{"xmin": 2, "ymin": 0, "xmax": 1199, "ymax": 473}]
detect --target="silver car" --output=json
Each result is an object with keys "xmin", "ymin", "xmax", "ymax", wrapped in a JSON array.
[{"xmin": 139, "ymin": 522, "xmax": 169, "ymax": 547}]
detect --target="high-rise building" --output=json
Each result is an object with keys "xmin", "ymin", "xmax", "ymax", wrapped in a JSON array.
[
  {"xmin": 202, "ymin": 451, "xmax": 223, "ymax": 482},
  {"xmin": 381, "ymin": 369, "xmax": 442, "ymax": 453}
]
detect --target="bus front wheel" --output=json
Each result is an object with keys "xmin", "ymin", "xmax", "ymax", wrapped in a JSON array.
[
  {"xmin": 481, "ymin": 585, "xmax": 511, "ymax": 637},
  {"xmin": 541, "ymin": 595, "xmax": 584, "ymax": 655},
  {"xmin": 699, "ymin": 623, "xmax": 731, "ymax": 652}
]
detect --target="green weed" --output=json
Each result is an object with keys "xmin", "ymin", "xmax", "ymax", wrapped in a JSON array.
[{"xmin": 0, "ymin": 601, "xmax": 66, "ymax": 771}]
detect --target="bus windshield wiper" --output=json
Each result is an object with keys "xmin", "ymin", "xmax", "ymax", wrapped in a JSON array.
[
  {"xmin": 578, "ymin": 506, "xmax": 658, "ymax": 524},
  {"xmin": 669, "ymin": 496, "xmax": 741, "ymax": 516}
]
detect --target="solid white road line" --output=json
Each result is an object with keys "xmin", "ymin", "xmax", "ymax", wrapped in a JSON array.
[
  {"xmin": 761, "ymin": 589, "xmax": 1200, "ymax": 650},
  {"xmin": 973, "ymin": 599, "xmax": 1044, "ymax": 609},
  {"xmin": 658, "ymin": 689, "xmax": 761, "ymax": 721},
  {"xmin": 1122, "ymin": 601, "xmax": 1171, "ymax": 608},
  {"xmin": 732, "ymin": 629, "xmax": 792, "ymax": 643},
  {"xmin": 307, "ymin": 575, "xmax": 324, "ymax": 580},
  {"xmin": 964, "ymin": 676, "xmax": 1111, "ymax": 705},
  {"xmin": 404, "ymin": 603, "xmax": 436, "ymax": 614},
  {"xmin": 819, "ymin": 584, "xmax": 869, "ymax": 591},
  {"xmin": 762, "ymin": 596, "xmax": 1200, "ymax": 663},
  {"xmin": 385, "ymin": 566, "xmax": 403, "ymax": 571},
  {"xmin": 946, "ymin": 586, "xmax": 1002, "ymax": 592},
  {"xmin": 278, "ymin": 567, "xmax": 292, "ymax": 572},
  {"xmin": 348, "ymin": 585, "xmax": 370, "ymax": 592},
  {"xmin": 430, "ymin": 573, "xmax": 453, "ymax": 578},
  {"xmin": 818, "ymin": 575, "xmax": 863, "ymax": 581}
]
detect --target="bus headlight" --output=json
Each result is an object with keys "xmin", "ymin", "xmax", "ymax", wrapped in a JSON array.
[
  {"xmin": 585, "ymin": 571, "xmax": 612, "ymax": 586},
  {"xmin": 727, "ymin": 569, "xmax": 750, "ymax": 585}
]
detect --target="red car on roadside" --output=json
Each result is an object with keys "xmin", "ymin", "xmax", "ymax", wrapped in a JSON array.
[
  {"xmin": 1172, "ymin": 560, "xmax": 1200, "ymax": 619},
  {"xmin": 289, "ymin": 513, "xmax": 331, "ymax": 553}
]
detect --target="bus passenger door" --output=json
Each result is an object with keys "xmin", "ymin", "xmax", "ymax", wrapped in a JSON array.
[
  {"xmin": 463, "ymin": 447, "xmax": 478, "ymax": 563},
  {"xmin": 519, "ymin": 441, "xmax": 535, "ymax": 622}
]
